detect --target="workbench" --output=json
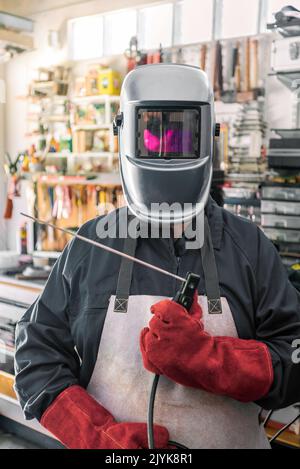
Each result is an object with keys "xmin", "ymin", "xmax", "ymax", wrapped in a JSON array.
[{"xmin": 0, "ymin": 275, "xmax": 61, "ymax": 448}]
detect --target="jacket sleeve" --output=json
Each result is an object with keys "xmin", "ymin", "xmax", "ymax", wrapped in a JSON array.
[
  {"xmin": 14, "ymin": 242, "xmax": 80, "ymax": 421},
  {"xmin": 255, "ymin": 228, "xmax": 300, "ymax": 410}
]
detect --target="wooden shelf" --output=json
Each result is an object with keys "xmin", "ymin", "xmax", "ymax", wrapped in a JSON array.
[
  {"xmin": 38, "ymin": 172, "xmax": 121, "ymax": 186},
  {"xmin": 19, "ymin": 95, "xmax": 68, "ymax": 102},
  {"xmin": 72, "ymin": 123, "xmax": 112, "ymax": 131},
  {"xmin": 27, "ymin": 115, "xmax": 69, "ymax": 123},
  {"xmin": 71, "ymin": 95, "xmax": 120, "ymax": 105},
  {"xmin": 45, "ymin": 152, "xmax": 117, "ymax": 159},
  {"xmin": 32, "ymin": 80, "xmax": 68, "ymax": 89}
]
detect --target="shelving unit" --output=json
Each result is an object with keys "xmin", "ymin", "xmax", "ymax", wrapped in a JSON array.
[
  {"xmin": 72, "ymin": 124, "xmax": 112, "ymax": 131},
  {"xmin": 25, "ymin": 70, "xmax": 71, "ymax": 158},
  {"xmin": 71, "ymin": 95, "xmax": 120, "ymax": 105},
  {"xmin": 70, "ymin": 93, "xmax": 120, "ymax": 158},
  {"xmin": 261, "ymin": 182, "xmax": 300, "ymax": 259},
  {"xmin": 18, "ymin": 65, "xmax": 122, "ymax": 255},
  {"xmin": 45, "ymin": 151, "xmax": 117, "ymax": 158},
  {"xmin": 38, "ymin": 172, "xmax": 121, "ymax": 186}
]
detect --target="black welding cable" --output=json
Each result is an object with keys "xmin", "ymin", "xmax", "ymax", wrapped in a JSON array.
[
  {"xmin": 269, "ymin": 414, "xmax": 300, "ymax": 444},
  {"xmin": 148, "ymin": 374, "xmax": 160, "ymax": 449},
  {"xmin": 168, "ymin": 440, "xmax": 190, "ymax": 450},
  {"xmin": 147, "ymin": 374, "xmax": 188, "ymax": 450},
  {"xmin": 148, "ymin": 375, "xmax": 299, "ymax": 448},
  {"xmin": 263, "ymin": 409, "xmax": 274, "ymax": 427}
]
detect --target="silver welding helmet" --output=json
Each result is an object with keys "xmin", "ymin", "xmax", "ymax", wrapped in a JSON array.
[{"xmin": 114, "ymin": 64, "xmax": 217, "ymax": 225}]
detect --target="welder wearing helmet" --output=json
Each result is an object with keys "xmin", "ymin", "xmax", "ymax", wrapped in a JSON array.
[{"xmin": 14, "ymin": 65, "xmax": 300, "ymax": 449}]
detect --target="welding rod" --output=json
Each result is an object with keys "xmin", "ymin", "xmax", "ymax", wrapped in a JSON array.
[{"xmin": 21, "ymin": 212, "xmax": 186, "ymax": 283}]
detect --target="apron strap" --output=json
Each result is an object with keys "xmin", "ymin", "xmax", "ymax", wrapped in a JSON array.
[
  {"xmin": 114, "ymin": 216, "xmax": 222, "ymax": 315},
  {"xmin": 201, "ymin": 216, "xmax": 222, "ymax": 315},
  {"xmin": 114, "ymin": 235, "xmax": 137, "ymax": 314}
]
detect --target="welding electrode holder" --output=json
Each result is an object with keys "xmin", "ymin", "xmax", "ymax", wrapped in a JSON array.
[{"xmin": 147, "ymin": 272, "xmax": 201, "ymax": 450}]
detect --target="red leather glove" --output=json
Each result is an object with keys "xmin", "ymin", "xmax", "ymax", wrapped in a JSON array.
[
  {"xmin": 41, "ymin": 385, "xmax": 169, "ymax": 449},
  {"xmin": 140, "ymin": 296, "xmax": 274, "ymax": 403}
]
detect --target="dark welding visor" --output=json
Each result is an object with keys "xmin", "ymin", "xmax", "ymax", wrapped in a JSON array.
[{"xmin": 136, "ymin": 104, "xmax": 211, "ymax": 160}]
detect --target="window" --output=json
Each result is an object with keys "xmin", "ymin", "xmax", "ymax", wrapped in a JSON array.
[
  {"xmin": 138, "ymin": 3, "xmax": 173, "ymax": 50},
  {"xmin": 176, "ymin": 0, "xmax": 214, "ymax": 44},
  {"xmin": 104, "ymin": 10, "xmax": 137, "ymax": 56},
  {"xmin": 219, "ymin": 0, "xmax": 260, "ymax": 38},
  {"xmin": 267, "ymin": 0, "xmax": 300, "ymax": 23},
  {"xmin": 69, "ymin": 15, "xmax": 103, "ymax": 60}
]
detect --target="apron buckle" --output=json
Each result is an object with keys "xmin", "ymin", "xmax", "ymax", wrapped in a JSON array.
[
  {"xmin": 114, "ymin": 298, "xmax": 129, "ymax": 314},
  {"xmin": 208, "ymin": 298, "xmax": 222, "ymax": 315}
]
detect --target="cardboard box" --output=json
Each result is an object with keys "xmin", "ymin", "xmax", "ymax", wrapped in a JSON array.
[{"xmin": 98, "ymin": 69, "xmax": 121, "ymax": 96}]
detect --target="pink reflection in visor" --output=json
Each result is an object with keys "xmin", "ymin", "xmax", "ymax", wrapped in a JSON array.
[{"xmin": 144, "ymin": 129, "xmax": 193, "ymax": 154}]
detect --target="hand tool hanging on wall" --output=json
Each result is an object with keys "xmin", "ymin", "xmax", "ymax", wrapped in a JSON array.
[
  {"xmin": 146, "ymin": 44, "xmax": 163, "ymax": 64},
  {"xmin": 226, "ymin": 42, "xmax": 239, "ymax": 98},
  {"xmin": 74, "ymin": 186, "xmax": 83, "ymax": 226},
  {"xmin": 3, "ymin": 153, "xmax": 22, "ymax": 220},
  {"xmin": 200, "ymin": 44, "xmax": 207, "ymax": 72},
  {"xmin": 52, "ymin": 186, "xmax": 64, "ymax": 220},
  {"xmin": 171, "ymin": 47, "xmax": 183, "ymax": 64},
  {"xmin": 250, "ymin": 39, "xmax": 259, "ymax": 90},
  {"xmin": 213, "ymin": 41, "xmax": 223, "ymax": 99},
  {"xmin": 62, "ymin": 186, "xmax": 72, "ymax": 220},
  {"xmin": 221, "ymin": 42, "xmax": 237, "ymax": 100},
  {"xmin": 233, "ymin": 42, "xmax": 242, "ymax": 93},
  {"xmin": 124, "ymin": 36, "xmax": 147, "ymax": 72},
  {"xmin": 242, "ymin": 38, "xmax": 251, "ymax": 93}
]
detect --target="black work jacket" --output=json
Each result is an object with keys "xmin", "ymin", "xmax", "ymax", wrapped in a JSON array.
[{"xmin": 15, "ymin": 199, "xmax": 300, "ymax": 421}]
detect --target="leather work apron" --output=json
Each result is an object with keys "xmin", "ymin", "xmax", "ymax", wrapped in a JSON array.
[{"xmin": 87, "ymin": 218, "xmax": 270, "ymax": 449}]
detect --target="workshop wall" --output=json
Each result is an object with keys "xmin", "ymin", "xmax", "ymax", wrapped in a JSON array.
[
  {"xmin": 2, "ymin": 0, "xmax": 298, "ymax": 250},
  {"xmin": 3, "ymin": 0, "xmax": 160, "ymax": 250}
]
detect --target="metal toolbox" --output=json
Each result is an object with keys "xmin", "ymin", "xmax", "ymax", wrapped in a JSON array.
[
  {"xmin": 261, "ymin": 214, "xmax": 300, "ymax": 229},
  {"xmin": 272, "ymin": 37, "xmax": 300, "ymax": 72},
  {"xmin": 263, "ymin": 227, "xmax": 300, "ymax": 244},
  {"xmin": 261, "ymin": 200, "xmax": 300, "ymax": 216},
  {"xmin": 262, "ymin": 186, "xmax": 300, "ymax": 201},
  {"xmin": 268, "ymin": 154, "xmax": 300, "ymax": 168}
]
